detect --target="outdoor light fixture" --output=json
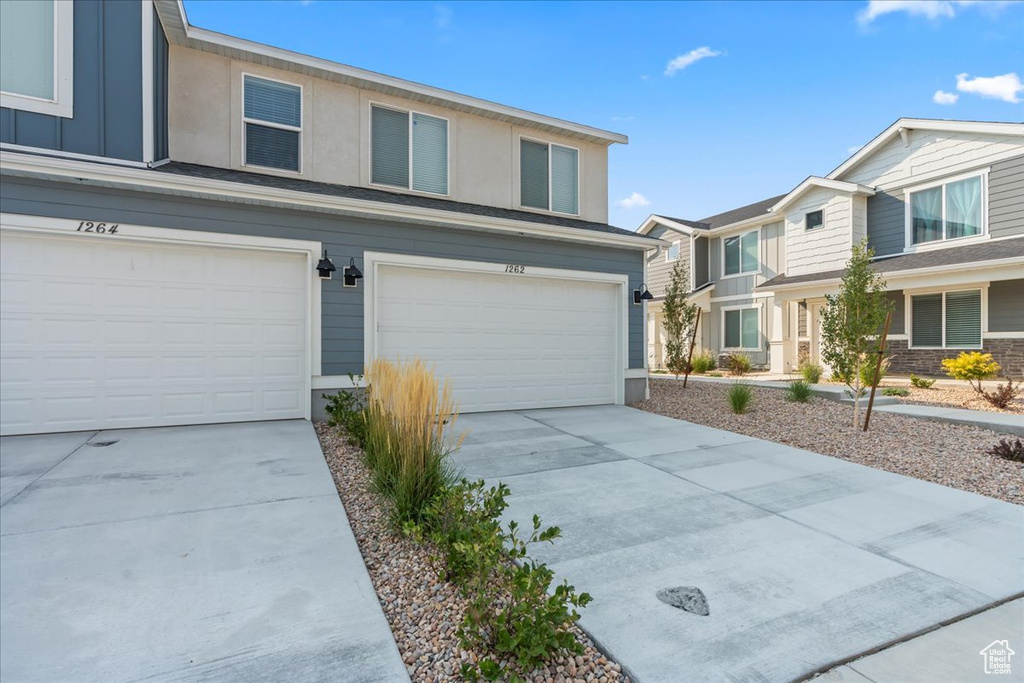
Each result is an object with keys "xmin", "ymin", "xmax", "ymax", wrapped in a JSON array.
[
  {"xmin": 633, "ymin": 283, "xmax": 654, "ymax": 305},
  {"xmin": 316, "ymin": 250, "xmax": 336, "ymax": 279},
  {"xmin": 343, "ymin": 257, "xmax": 364, "ymax": 288}
]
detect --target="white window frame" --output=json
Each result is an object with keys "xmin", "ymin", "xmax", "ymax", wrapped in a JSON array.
[
  {"xmin": 241, "ymin": 72, "xmax": 303, "ymax": 174},
  {"xmin": 665, "ymin": 240, "xmax": 681, "ymax": 262},
  {"xmin": 721, "ymin": 303, "xmax": 762, "ymax": 352},
  {"xmin": 0, "ymin": 0, "xmax": 74, "ymax": 118},
  {"xmin": 518, "ymin": 135, "xmax": 581, "ymax": 217},
  {"xmin": 906, "ymin": 286, "xmax": 985, "ymax": 350},
  {"xmin": 805, "ymin": 209, "xmax": 824, "ymax": 231},
  {"xmin": 368, "ymin": 101, "xmax": 451, "ymax": 197},
  {"xmin": 904, "ymin": 169, "xmax": 989, "ymax": 253},
  {"xmin": 719, "ymin": 227, "xmax": 761, "ymax": 280}
]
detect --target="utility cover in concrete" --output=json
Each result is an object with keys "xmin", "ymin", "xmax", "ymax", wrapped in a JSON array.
[{"xmin": 657, "ymin": 586, "xmax": 709, "ymax": 615}]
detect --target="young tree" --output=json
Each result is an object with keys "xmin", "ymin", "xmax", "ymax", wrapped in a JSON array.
[
  {"xmin": 662, "ymin": 259, "xmax": 700, "ymax": 380},
  {"xmin": 820, "ymin": 239, "xmax": 893, "ymax": 428}
]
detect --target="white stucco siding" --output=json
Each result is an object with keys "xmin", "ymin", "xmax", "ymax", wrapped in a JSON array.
[
  {"xmin": 840, "ymin": 130, "xmax": 1023, "ymax": 189},
  {"xmin": 784, "ymin": 188, "xmax": 853, "ymax": 276}
]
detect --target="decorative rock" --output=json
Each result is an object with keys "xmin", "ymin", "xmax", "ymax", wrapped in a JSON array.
[{"xmin": 656, "ymin": 586, "xmax": 710, "ymax": 616}]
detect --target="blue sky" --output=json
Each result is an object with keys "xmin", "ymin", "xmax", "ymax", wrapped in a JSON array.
[{"xmin": 184, "ymin": 0, "xmax": 1024, "ymax": 229}]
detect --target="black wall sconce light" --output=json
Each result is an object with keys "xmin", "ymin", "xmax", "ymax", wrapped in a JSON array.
[
  {"xmin": 316, "ymin": 250, "xmax": 336, "ymax": 279},
  {"xmin": 633, "ymin": 283, "xmax": 654, "ymax": 305},
  {"xmin": 343, "ymin": 257, "xmax": 364, "ymax": 288}
]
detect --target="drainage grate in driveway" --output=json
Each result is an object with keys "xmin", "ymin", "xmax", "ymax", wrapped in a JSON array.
[{"xmin": 657, "ymin": 586, "xmax": 709, "ymax": 616}]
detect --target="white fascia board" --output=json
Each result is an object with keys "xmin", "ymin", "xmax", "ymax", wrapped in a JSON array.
[
  {"xmin": 159, "ymin": 3, "xmax": 626, "ymax": 146},
  {"xmin": 769, "ymin": 177, "xmax": 875, "ymax": 214},
  {"xmin": 706, "ymin": 212, "xmax": 777, "ymax": 236},
  {"xmin": 827, "ymin": 118, "xmax": 1024, "ymax": 181},
  {"xmin": 0, "ymin": 151, "xmax": 661, "ymax": 250},
  {"xmin": 637, "ymin": 214, "xmax": 697, "ymax": 237}
]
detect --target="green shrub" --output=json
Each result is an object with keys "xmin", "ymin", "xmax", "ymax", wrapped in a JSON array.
[
  {"xmin": 942, "ymin": 351, "xmax": 1000, "ymax": 393},
  {"xmin": 421, "ymin": 480, "xmax": 591, "ymax": 679},
  {"xmin": 881, "ymin": 387, "xmax": 910, "ymax": 397},
  {"xmin": 690, "ymin": 350, "xmax": 716, "ymax": 374},
  {"xmin": 362, "ymin": 358, "xmax": 463, "ymax": 527},
  {"xmin": 706, "ymin": 371, "xmax": 723, "ymax": 377},
  {"xmin": 786, "ymin": 380, "xmax": 813, "ymax": 403},
  {"xmin": 833, "ymin": 354, "xmax": 891, "ymax": 388},
  {"xmin": 909, "ymin": 374, "xmax": 936, "ymax": 389},
  {"xmin": 727, "ymin": 352, "xmax": 752, "ymax": 376},
  {"xmin": 727, "ymin": 382, "xmax": 753, "ymax": 414},
  {"xmin": 799, "ymin": 361, "xmax": 823, "ymax": 384},
  {"xmin": 322, "ymin": 382, "xmax": 366, "ymax": 445}
]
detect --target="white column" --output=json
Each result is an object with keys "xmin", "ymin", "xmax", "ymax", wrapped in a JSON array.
[{"xmin": 768, "ymin": 297, "xmax": 788, "ymax": 374}]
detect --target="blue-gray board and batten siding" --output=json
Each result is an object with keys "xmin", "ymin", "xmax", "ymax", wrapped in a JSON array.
[
  {"xmin": 0, "ymin": 0, "xmax": 169, "ymax": 162},
  {"xmin": 1, "ymin": 176, "xmax": 647, "ymax": 383},
  {"xmin": 867, "ymin": 154, "xmax": 1024, "ymax": 257}
]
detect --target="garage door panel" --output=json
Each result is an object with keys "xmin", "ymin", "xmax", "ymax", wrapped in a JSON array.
[
  {"xmin": 376, "ymin": 264, "xmax": 619, "ymax": 413},
  {"xmin": 0, "ymin": 231, "xmax": 309, "ymax": 435}
]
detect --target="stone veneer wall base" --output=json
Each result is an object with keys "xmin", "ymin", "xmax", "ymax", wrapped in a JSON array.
[{"xmin": 887, "ymin": 338, "xmax": 1024, "ymax": 378}]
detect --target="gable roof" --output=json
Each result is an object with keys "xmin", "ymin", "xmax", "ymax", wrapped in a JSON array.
[
  {"xmin": 770, "ymin": 177, "xmax": 875, "ymax": 214},
  {"xmin": 827, "ymin": 118, "xmax": 1024, "ymax": 181},
  {"xmin": 637, "ymin": 193, "xmax": 786, "ymax": 236},
  {"xmin": 152, "ymin": 1, "xmax": 626, "ymax": 146}
]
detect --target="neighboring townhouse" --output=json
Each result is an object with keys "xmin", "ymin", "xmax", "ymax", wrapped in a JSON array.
[
  {"xmin": 0, "ymin": 0, "xmax": 659, "ymax": 436},
  {"xmin": 639, "ymin": 118, "xmax": 1024, "ymax": 378}
]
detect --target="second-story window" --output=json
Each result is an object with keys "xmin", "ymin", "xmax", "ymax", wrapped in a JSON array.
[
  {"xmin": 723, "ymin": 229, "xmax": 758, "ymax": 277},
  {"xmin": 805, "ymin": 210, "xmax": 823, "ymax": 230},
  {"xmin": 0, "ymin": 0, "xmax": 74, "ymax": 117},
  {"xmin": 909, "ymin": 174, "xmax": 983, "ymax": 246},
  {"xmin": 520, "ymin": 139, "xmax": 579, "ymax": 215},
  {"xmin": 243, "ymin": 75, "xmax": 302, "ymax": 172},
  {"xmin": 666, "ymin": 241, "xmax": 680, "ymax": 261},
  {"xmin": 371, "ymin": 105, "xmax": 449, "ymax": 195}
]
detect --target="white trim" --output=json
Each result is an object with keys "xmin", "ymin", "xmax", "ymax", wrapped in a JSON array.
[
  {"xmin": 984, "ymin": 332, "xmax": 1024, "ymax": 340},
  {"xmin": 710, "ymin": 292, "xmax": 772, "ymax": 303},
  {"xmin": 0, "ymin": 212, "xmax": 324, "ymax": 419},
  {"xmin": 665, "ymin": 240, "xmax": 681, "ymax": 262},
  {"xmin": 904, "ymin": 169, "xmax": 989, "ymax": 252},
  {"xmin": 624, "ymin": 368, "xmax": 648, "ymax": 379},
  {"xmin": 241, "ymin": 72, "xmax": 303, "ymax": 174},
  {"xmin": 0, "ymin": 150, "xmax": 659, "ymax": 250},
  {"xmin": 720, "ymin": 302, "xmax": 763, "ymax": 352},
  {"xmin": 362, "ymin": 251, "xmax": 628, "ymax": 406},
  {"xmin": 313, "ymin": 375, "xmax": 365, "ymax": 390},
  {"xmin": 720, "ymin": 227, "xmax": 761, "ymax": 279},
  {"xmin": 828, "ymin": 118, "xmax": 1024, "ymax": 181},
  {"xmin": 517, "ymin": 135, "xmax": 581, "ymax": 217},
  {"xmin": 907, "ymin": 286, "xmax": 985, "ymax": 350},
  {"xmin": 368, "ymin": 100, "xmax": 451, "ymax": 197},
  {"xmin": 0, "ymin": 0, "xmax": 74, "ymax": 118},
  {"xmin": 637, "ymin": 214, "xmax": 696, "ymax": 236},
  {"xmin": 770, "ymin": 176, "xmax": 875, "ymax": 214},
  {"xmin": 141, "ymin": 0, "xmax": 154, "ymax": 163},
  {"xmin": 0, "ymin": 143, "xmax": 154, "ymax": 168},
  {"xmin": 805, "ymin": 209, "xmax": 824, "ymax": 231},
  {"xmin": 158, "ymin": 2, "xmax": 627, "ymax": 146}
]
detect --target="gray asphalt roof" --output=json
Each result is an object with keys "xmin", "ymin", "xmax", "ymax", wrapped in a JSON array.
[
  {"xmin": 152, "ymin": 162, "xmax": 654, "ymax": 241},
  {"xmin": 756, "ymin": 237, "xmax": 1024, "ymax": 289},
  {"xmin": 660, "ymin": 193, "xmax": 788, "ymax": 231}
]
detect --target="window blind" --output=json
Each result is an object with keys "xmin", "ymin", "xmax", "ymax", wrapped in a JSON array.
[
  {"xmin": 550, "ymin": 145, "xmax": 579, "ymax": 214},
  {"xmin": 412, "ymin": 113, "xmax": 448, "ymax": 194},
  {"xmin": 244, "ymin": 76, "xmax": 301, "ymax": 128},
  {"xmin": 945, "ymin": 290, "xmax": 981, "ymax": 347},
  {"xmin": 1, "ymin": 0, "xmax": 54, "ymax": 100},
  {"xmin": 520, "ymin": 140, "xmax": 549, "ymax": 210},
  {"xmin": 245, "ymin": 124, "xmax": 300, "ymax": 172},
  {"xmin": 911, "ymin": 294, "xmax": 943, "ymax": 347},
  {"xmin": 372, "ymin": 106, "xmax": 410, "ymax": 188}
]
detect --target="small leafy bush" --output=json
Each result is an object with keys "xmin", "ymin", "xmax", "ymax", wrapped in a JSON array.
[
  {"xmin": 910, "ymin": 374, "xmax": 936, "ymax": 389},
  {"xmin": 982, "ymin": 377, "xmax": 1019, "ymax": 409},
  {"xmin": 985, "ymin": 437, "xmax": 1024, "ymax": 462},
  {"xmin": 942, "ymin": 352, "xmax": 1001, "ymax": 393},
  {"xmin": 727, "ymin": 352, "xmax": 752, "ymax": 376},
  {"xmin": 322, "ymin": 382, "xmax": 366, "ymax": 445},
  {"xmin": 690, "ymin": 349, "xmax": 716, "ymax": 374},
  {"xmin": 786, "ymin": 380, "xmax": 813, "ymax": 403},
  {"xmin": 881, "ymin": 387, "xmax": 910, "ymax": 397},
  {"xmin": 727, "ymin": 382, "xmax": 753, "ymax": 414},
  {"xmin": 835, "ymin": 355, "xmax": 891, "ymax": 388},
  {"xmin": 799, "ymin": 360, "xmax": 823, "ymax": 384}
]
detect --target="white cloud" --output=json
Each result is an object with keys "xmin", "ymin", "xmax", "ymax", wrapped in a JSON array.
[
  {"xmin": 933, "ymin": 89, "xmax": 959, "ymax": 105},
  {"xmin": 664, "ymin": 47, "xmax": 722, "ymax": 76},
  {"xmin": 956, "ymin": 72, "xmax": 1024, "ymax": 103},
  {"xmin": 858, "ymin": 0, "xmax": 1019, "ymax": 25},
  {"xmin": 434, "ymin": 4, "xmax": 453, "ymax": 29},
  {"xmin": 616, "ymin": 192, "xmax": 650, "ymax": 209}
]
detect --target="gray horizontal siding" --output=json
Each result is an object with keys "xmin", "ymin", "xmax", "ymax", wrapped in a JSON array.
[
  {"xmin": 990, "ymin": 155, "xmax": 1024, "ymax": 240},
  {"xmin": 693, "ymin": 235, "xmax": 709, "ymax": 287},
  {"xmin": 0, "ymin": 0, "xmax": 144, "ymax": 161},
  {"xmin": 645, "ymin": 225, "xmax": 689, "ymax": 296},
  {"xmin": 867, "ymin": 190, "xmax": 905, "ymax": 257},
  {"xmin": 989, "ymin": 279, "xmax": 1024, "ymax": 332},
  {"xmin": 887, "ymin": 290, "xmax": 905, "ymax": 335},
  {"xmin": 1, "ymin": 177, "xmax": 646, "ymax": 373}
]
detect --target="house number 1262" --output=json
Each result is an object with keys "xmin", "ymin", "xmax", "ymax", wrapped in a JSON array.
[
  {"xmin": 505, "ymin": 264, "xmax": 526, "ymax": 274},
  {"xmin": 76, "ymin": 221, "xmax": 119, "ymax": 234}
]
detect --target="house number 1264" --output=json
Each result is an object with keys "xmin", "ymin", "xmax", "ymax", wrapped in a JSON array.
[
  {"xmin": 76, "ymin": 221, "xmax": 119, "ymax": 234},
  {"xmin": 505, "ymin": 264, "xmax": 526, "ymax": 274}
]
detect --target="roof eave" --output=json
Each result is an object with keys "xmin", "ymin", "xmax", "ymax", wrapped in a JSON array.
[{"xmin": 770, "ymin": 177, "xmax": 875, "ymax": 213}]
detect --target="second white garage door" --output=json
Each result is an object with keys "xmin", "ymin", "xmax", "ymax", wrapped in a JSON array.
[{"xmin": 374, "ymin": 260, "xmax": 622, "ymax": 412}]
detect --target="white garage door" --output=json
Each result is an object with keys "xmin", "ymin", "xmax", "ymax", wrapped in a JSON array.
[
  {"xmin": 0, "ymin": 230, "xmax": 308, "ymax": 435},
  {"xmin": 375, "ymin": 263, "xmax": 621, "ymax": 412}
]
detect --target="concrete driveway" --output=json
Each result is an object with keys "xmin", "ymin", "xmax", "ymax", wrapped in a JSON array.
[
  {"xmin": 454, "ymin": 406, "xmax": 1024, "ymax": 683},
  {"xmin": 0, "ymin": 420, "xmax": 407, "ymax": 683}
]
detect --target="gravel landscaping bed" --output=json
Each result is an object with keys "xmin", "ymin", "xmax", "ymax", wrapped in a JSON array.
[
  {"xmin": 889, "ymin": 384, "xmax": 1023, "ymax": 414},
  {"xmin": 639, "ymin": 379, "xmax": 1024, "ymax": 505},
  {"xmin": 315, "ymin": 423, "xmax": 630, "ymax": 683}
]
